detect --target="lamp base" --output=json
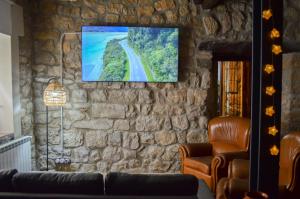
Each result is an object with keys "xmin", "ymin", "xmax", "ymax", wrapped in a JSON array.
[{"xmin": 54, "ymin": 158, "xmax": 71, "ymax": 172}]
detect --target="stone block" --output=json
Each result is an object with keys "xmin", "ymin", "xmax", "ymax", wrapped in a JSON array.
[
  {"xmin": 171, "ymin": 115, "xmax": 189, "ymax": 130},
  {"xmin": 35, "ymin": 52, "xmax": 56, "ymax": 65},
  {"xmin": 123, "ymin": 148, "xmax": 137, "ymax": 160},
  {"xmin": 165, "ymin": 10, "xmax": 178, "ymax": 23},
  {"xmin": 97, "ymin": 161, "xmax": 109, "ymax": 173},
  {"xmin": 107, "ymin": 3, "xmax": 123, "ymax": 14},
  {"xmin": 91, "ymin": 103, "xmax": 126, "ymax": 119},
  {"xmin": 102, "ymin": 146, "xmax": 122, "ymax": 162},
  {"xmin": 58, "ymin": 6, "xmax": 81, "ymax": 17},
  {"xmin": 71, "ymin": 147, "xmax": 89, "ymax": 163},
  {"xmin": 201, "ymin": 68, "xmax": 211, "ymax": 89},
  {"xmin": 149, "ymin": 159, "xmax": 171, "ymax": 172},
  {"xmin": 85, "ymin": 130, "xmax": 107, "ymax": 148},
  {"xmin": 187, "ymin": 129, "xmax": 207, "ymax": 143},
  {"xmin": 162, "ymin": 144, "xmax": 179, "ymax": 161},
  {"xmin": 80, "ymin": 164, "xmax": 97, "ymax": 172},
  {"xmin": 73, "ymin": 119, "xmax": 113, "ymax": 130},
  {"xmin": 138, "ymin": 89, "xmax": 153, "ymax": 103},
  {"xmin": 139, "ymin": 132, "xmax": 155, "ymax": 144},
  {"xmin": 202, "ymin": 16, "xmax": 219, "ymax": 35},
  {"xmin": 95, "ymin": 4, "xmax": 105, "ymax": 15},
  {"xmin": 106, "ymin": 14, "xmax": 119, "ymax": 23},
  {"xmin": 151, "ymin": 15, "xmax": 165, "ymax": 24},
  {"xmin": 64, "ymin": 131, "xmax": 83, "ymax": 148},
  {"xmin": 123, "ymin": 132, "xmax": 139, "ymax": 150},
  {"xmin": 136, "ymin": 116, "xmax": 162, "ymax": 132},
  {"xmin": 166, "ymin": 89, "xmax": 187, "ymax": 104},
  {"xmin": 71, "ymin": 90, "xmax": 87, "ymax": 103},
  {"xmin": 155, "ymin": 130, "xmax": 177, "ymax": 146},
  {"xmin": 89, "ymin": 150, "xmax": 101, "ymax": 163},
  {"xmin": 64, "ymin": 109, "xmax": 85, "ymax": 124},
  {"xmin": 81, "ymin": 7, "xmax": 98, "ymax": 19},
  {"xmin": 111, "ymin": 161, "xmax": 128, "ymax": 172},
  {"xmin": 114, "ymin": 120, "xmax": 130, "ymax": 131},
  {"xmin": 137, "ymin": 6, "xmax": 154, "ymax": 16},
  {"xmin": 108, "ymin": 132, "xmax": 122, "ymax": 146},
  {"xmin": 141, "ymin": 145, "xmax": 165, "ymax": 159},
  {"xmin": 154, "ymin": 0, "xmax": 176, "ymax": 11},
  {"xmin": 89, "ymin": 90, "xmax": 107, "ymax": 102}
]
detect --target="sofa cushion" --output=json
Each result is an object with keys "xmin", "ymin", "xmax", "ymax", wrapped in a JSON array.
[
  {"xmin": 0, "ymin": 169, "xmax": 18, "ymax": 192},
  {"xmin": 183, "ymin": 156, "xmax": 212, "ymax": 174},
  {"xmin": 12, "ymin": 172, "xmax": 104, "ymax": 195},
  {"xmin": 105, "ymin": 172, "xmax": 198, "ymax": 196}
]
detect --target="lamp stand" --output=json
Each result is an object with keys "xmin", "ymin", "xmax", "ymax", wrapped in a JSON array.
[
  {"xmin": 46, "ymin": 106, "xmax": 49, "ymax": 171},
  {"xmin": 59, "ymin": 32, "xmax": 80, "ymax": 159},
  {"xmin": 44, "ymin": 32, "xmax": 79, "ymax": 171},
  {"xmin": 45, "ymin": 77, "xmax": 57, "ymax": 171}
]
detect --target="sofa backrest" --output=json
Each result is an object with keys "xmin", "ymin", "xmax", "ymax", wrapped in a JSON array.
[
  {"xmin": 0, "ymin": 170, "xmax": 199, "ymax": 198},
  {"xmin": 0, "ymin": 169, "xmax": 18, "ymax": 192},
  {"xmin": 105, "ymin": 172, "xmax": 198, "ymax": 196},
  {"xmin": 279, "ymin": 131, "xmax": 300, "ymax": 190},
  {"xmin": 208, "ymin": 116, "xmax": 250, "ymax": 153},
  {"xmin": 0, "ymin": 193, "xmax": 198, "ymax": 199},
  {"xmin": 12, "ymin": 172, "xmax": 104, "ymax": 195}
]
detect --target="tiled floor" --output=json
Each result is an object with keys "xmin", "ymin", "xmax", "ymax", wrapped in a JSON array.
[{"xmin": 197, "ymin": 180, "xmax": 214, "ymax": 199}]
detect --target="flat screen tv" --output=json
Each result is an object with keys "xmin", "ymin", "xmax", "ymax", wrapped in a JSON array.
[{"xmin": 82, "ymin": 26, "xmax": 179, "ymax": 82}]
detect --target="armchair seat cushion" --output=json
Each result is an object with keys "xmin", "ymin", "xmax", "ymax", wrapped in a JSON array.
[
  {"xmin": 212, "ymin": 142, "xmax": 243, "ymax": 155},
  {"xmin": 183, "ymin": 156, "xmax": 213, "ymax": 174}
]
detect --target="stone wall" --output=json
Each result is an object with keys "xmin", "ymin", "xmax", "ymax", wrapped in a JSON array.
[
  {"xmin": 282, "ymin": 53, "xmax": 300, "ymax": 136},
  {"xmin": 21, "ymin": 0, "xmax": 254, "ymax": 172},
  {"xmin": 284, "ymin": 0, "xmax": 300, "ymax": 42}
]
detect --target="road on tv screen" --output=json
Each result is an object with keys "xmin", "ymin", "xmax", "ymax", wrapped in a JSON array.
[{"xmin": 119, "ymin": 40, "xmax": 148, "ymax": 82}]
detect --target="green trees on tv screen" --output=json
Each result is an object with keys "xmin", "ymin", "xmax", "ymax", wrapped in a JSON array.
[
  {"xmin": 100, "ymin": 39, "xmax": 129, "ymax": 81},
  {"xmin": 128, "ymin": 27, "xmax": 178, "ymax": 82}
]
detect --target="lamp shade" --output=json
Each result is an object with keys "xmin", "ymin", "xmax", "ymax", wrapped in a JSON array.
[{"xmin": 43, "ymin": 80, "xmax": 66, "ymax": 106}]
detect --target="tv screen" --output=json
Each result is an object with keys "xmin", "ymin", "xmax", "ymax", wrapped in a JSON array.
[{"xmin": 82, "ymin": 26, "xmax": 179, "ymax": 82}]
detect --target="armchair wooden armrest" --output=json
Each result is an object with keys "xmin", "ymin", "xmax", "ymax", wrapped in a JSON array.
[
  {"xmin": 211, "ymin": 151, "xmax": 248, "ymax": 192},
  {"xmin": 287, "ymin": 152, "xmax": 300, "ymax": 193},
  {"xmin": 179, "ymin": 143, "xmax": 213, "ymax": 159}
]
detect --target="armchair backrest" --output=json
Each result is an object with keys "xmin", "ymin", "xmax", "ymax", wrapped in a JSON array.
[
  {"xmin": 279, "ymin": 131, "xmax": 300, "ymax": 191},
  {"xmin": 208, "ymin": 116, "xmax": 250, "ymax": 151}
]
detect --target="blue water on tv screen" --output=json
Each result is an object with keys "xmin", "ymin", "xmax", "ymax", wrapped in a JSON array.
[{"xmin": 81, "ymin": 26, "xmax": 179, "ymax": 82}]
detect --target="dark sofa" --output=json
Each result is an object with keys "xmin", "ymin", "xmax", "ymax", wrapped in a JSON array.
[{"xmin": 0, "ymin": 169, "xmax": 199, "ymax": 199}]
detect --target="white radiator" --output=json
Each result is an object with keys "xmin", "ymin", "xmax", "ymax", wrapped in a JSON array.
[{"xmin": 0, "ymin": 136, "xmax": 32, "ymax": 171}]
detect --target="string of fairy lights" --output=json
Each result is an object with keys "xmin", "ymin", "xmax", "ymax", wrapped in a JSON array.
[{"xmin": 262, "ymin": 3, "xmax": 282, "ymax": 156}]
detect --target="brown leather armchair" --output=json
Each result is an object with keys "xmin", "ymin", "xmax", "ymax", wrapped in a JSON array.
[
  {"xmin": 216, "ymin": 131, "xmax": 300, "ymax": 199},
  {"xmin": 179, "ymin": 116, "xmax": 250, "ymax": 192}
]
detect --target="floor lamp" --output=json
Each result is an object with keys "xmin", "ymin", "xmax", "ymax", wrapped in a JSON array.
[
  {"xmin": 42, "ymin": 32, "xmax": 79, "ymax": 171},
  {"xmin": 43, "ymin": 78, "xmax": 66, "ymax": 170}
]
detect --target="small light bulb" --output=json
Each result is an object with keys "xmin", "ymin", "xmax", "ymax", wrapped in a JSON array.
[
  {"xmin": 272, "ymin": 45, "xmax": 282, "ymax": 55},
  {"xmin": 270, "ymin": 28, "xmax": 280, "ymax": 39},
  {"xmin": 266, "ymin": 86, "xmax": 276, "ymax": 96},
  {"xmin": 265, "ymin": 106, "xmax": 275, "ymax": 116},
  {"xmin": 270, "ymin": 145, "xmax": 279, "ymax": 156},
  {"xmin": 264, "ymin": 64, "xmax": 275, "ymax": 74},
  {"xmin": 268, "ymin": 126, "xmax": 278, "ymax": 136},
  {"xmin": 262, "ymin": 9, "xmax": 272, "ymax": 20}
]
